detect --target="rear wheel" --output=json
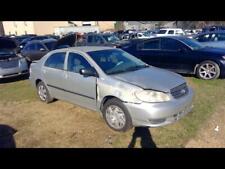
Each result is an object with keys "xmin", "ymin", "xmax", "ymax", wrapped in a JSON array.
[
  {"xmin": 196, "ymin": 61, "xmax": 220, "ymax": 80},
  {"xmin": 37, "ymin": 81, "xmax": 53, "ymax": 103},
  {"xmin": 102, "ymin": 98, "xmax": 133, "ymax": 132}
]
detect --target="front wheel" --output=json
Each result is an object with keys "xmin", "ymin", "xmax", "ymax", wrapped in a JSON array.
[
  {"xmin": 196, "ymin": 61, "xmax": 220, "ymax": 80},
  {"xmin": 102, "ymin": 98, "xmax": 133, "ymax": 132}
]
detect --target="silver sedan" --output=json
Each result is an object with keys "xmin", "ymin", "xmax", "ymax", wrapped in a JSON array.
[{"xmin": 29, "ymin": 46, "xmax": 194, "ymax": 132}]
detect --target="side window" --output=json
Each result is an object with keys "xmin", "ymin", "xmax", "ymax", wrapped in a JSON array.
[
  {"xmin": 24, "ymin": 43, "xmax": 36, "ymax": 51},
  {"xmin": 140, "ymin": 39, "xmax": 160, "ymax": 50},
  {"xmin": 36, "ymin": 43, "xmax": 45, "ymax": 50},
  {"xmin": 161, "ymin": 38, "xmax": 184, "ymax": 51},
  {"xmin": 196, "ymin": 34, "xmax": 211, "ymax": 42},
  {"xmin": 168, "ymin": 30, "xmax": 174, "ymax": 34},
  {"xmin": 87, "ymin": 35, "xmax": 94, "ymax": 43},
  {"xmin": 94, "ymin": 35, "xmax": 104, "ymax": 44},
  {"xmin": 217, "ymin": 33, "xmax": 225, "ymax": 41},
  {"xmin": 67, "ymin": 53, "xmax": 92, "ymax": 73},
  {"xmin": 44, "ymin": 52, "xmax": 66, "ymax": 70}
]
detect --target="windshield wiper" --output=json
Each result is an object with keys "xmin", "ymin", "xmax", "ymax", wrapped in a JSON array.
[
  {"xmin": 107, "ymin": 65, "xmax": 149, "ymax": 75},
  {"xmin": 126, "ymin": 65, "xmax": 149, "ymax": 72}
]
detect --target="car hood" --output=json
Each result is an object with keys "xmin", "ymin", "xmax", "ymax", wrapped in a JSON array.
[
  {"xmin": 197, "ymin": 46, "xmax": 225, "ymax": 55},
  {"xmin": 111, "ymin": 66, "xmax": 186, "ymax": 92},
  {"xmin": 0, "ymin": 37, "xmax": 17, "ymax": 50}
]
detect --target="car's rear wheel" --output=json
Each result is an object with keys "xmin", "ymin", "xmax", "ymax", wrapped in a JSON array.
[
  {"xmin": 196, "ymin": 61, "xmax": 220, "ymax": 80},
  {"xmin": 102, "ymin": 98, "xmax": 133, "ymax": 132},
  {"xmin": 37, "ymin": 81, "xmax": 53, "ymax": 103}
]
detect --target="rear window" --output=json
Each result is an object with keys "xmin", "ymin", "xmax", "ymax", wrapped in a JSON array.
[
  {"xmin": 44, "ymin": 52, "xmax": 66, "ymax": 70},
  {"xmin": 141, "ymin": 39, "xmax": 160, "ymax": 49}
]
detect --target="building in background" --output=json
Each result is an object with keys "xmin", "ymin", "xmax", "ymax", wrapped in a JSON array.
[{"xmin": 3, "ymin": 21, "xmax": 116, "ymax": 35}]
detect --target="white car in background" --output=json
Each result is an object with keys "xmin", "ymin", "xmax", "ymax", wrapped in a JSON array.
[{"xmin": 155, "ymin": 28, "xmax": 185, "ymax": 37}]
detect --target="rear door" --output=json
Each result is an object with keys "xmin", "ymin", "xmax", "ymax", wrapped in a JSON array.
[
  {"xmin": 64, "ymin": 52, "xmax": 97, "ymax": 111},
  {"xmin": 42, "ymin": 52, "xmax": 68, "ymax": 100},
  {"xmin": 135, "ymin": 38, "xmax": 163, "ymax": 67}
]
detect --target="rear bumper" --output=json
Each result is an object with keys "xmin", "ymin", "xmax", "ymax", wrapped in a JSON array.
[{"xmin": 124, "ymin": 87, "xmax": 194, "ymax": 127}]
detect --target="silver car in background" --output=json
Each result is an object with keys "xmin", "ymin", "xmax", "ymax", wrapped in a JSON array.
[
  {"xmin": 29, "ymin": 46, "xmax": 194, "ymax": 132},
  {"xmin": 0, "ymin": 37, "xmax": 28, "ymax": 79}
]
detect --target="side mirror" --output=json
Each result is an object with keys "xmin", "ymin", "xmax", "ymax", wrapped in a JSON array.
[
  {"xmin": 79, "ymin": 68, "xmax": 98, "ymax": 77},
  {"xmin": 40, "ymin": 48, "xmax": 46, "ymax": 51}
]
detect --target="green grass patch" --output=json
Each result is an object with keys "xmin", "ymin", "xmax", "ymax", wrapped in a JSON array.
[{"xmin": 0, "ymin": 79, "xmax": 37, "ymax": 102}]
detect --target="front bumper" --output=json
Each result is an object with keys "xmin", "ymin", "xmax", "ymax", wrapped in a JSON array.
[
  {"xmin": 0, "ymin": 59, "xmax": 28, "ymax": 79},
  {"xmin": 124, "ymin": 87, "xmax": 194, "ymax": 127}
]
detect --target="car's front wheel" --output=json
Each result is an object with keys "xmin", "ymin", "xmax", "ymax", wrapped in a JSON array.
[
  {"xmin": 196, "ymin": 61, "xmax": 220, "ymax": 80},
  {"xmin": 37, "ymin": 81, "xmax": 53, "ymax": 103},
  {"xmin": 102, "ymin": 98, "xmax": 133, "ymax": 132}
]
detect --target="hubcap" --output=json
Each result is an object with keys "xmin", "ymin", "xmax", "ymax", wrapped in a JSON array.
[
  {"xmin": 105, "ymin": 105, "xmax": 126, "ymax": 130},
  {"xmin": 38, "ymin": 85, "xmax": 47, "ymax": 101},
  {"xmin": 199, "ymin": 63, "xmax": 217, "ymax": 80}
]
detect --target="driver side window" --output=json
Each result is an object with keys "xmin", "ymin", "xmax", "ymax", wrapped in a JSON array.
[{"xmin": 67, "ymin": 53, "xmax": 92, "ymax": 74}]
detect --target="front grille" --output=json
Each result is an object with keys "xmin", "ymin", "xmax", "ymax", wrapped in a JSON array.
[
  {"xmin": 0, "ymin": 58, "xmax": 19, "ymax": 69},
  {"xmin": 170, "ymin": 83, "xmax": 189, "ymax": 99}
]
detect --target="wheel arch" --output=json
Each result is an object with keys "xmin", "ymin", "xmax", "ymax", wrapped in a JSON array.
[
  {"xmin": 100, "ymin": 95, "xmax": 124, "ymax": 112},
  {"xmin": 194, "ymin": 59, "xmax": 221, "ymax": 74}
]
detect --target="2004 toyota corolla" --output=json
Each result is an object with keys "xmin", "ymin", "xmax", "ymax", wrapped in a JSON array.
[{"xmin": 29, "ymin": 46, "xmax": 194, "ymax": 132}]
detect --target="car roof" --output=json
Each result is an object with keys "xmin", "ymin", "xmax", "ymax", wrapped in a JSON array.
[
  {"xmin": 52, "ymin": 46, "xmax": 115, "ymax": 53},
  {"xmin": 27, "ymin": 38, "xmax": 57, "ymax": 44}
]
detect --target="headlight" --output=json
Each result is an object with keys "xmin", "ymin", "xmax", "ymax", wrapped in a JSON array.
[
  {"xmin": 222, "ymin": 56, "xmax": 225, "ymax": 60},
  {"xmin": 135, "ymin": 90, "xmax": 171, "ymax": 103}
]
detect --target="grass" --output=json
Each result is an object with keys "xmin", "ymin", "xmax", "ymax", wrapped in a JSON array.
[
  {"xmin": 0, "ymin": 78, "xmax": 37, "ymax": 102},
  {"xmin": 0, "ymin": 76, "xmax": 225, "ymax": 147}
]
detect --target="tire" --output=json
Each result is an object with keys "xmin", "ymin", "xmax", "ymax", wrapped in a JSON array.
[
  {"xmin": 102, "ymin": 98, "xmax": 133, "ymax": 132},
  {"xmin": 196, "ymin": 60, "xmax": 220, "ymax": 80},
  {"xmin": 37, "ymin": 81, "xmax": 53, "ymax": 103}
]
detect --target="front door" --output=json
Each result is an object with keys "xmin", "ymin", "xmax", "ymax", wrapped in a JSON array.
[
  {"xmin": 160, "ymin": 38, "xmax": 196, "ymax": 73},
  {"xmin": 64, "ymin": 52, "xmax": 97, "ymax": 111}
]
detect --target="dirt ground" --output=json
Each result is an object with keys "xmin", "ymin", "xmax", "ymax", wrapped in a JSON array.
[
  {"xmin": 0, "ymin": 99, "xmax": 156, "ymax": 148},
  {"xmin": 185, "ymin": 105, "xmax": 225, "ymax": 148}
]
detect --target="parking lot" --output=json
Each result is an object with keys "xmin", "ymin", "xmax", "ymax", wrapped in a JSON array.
[
  {"xmin": 0, "ymin": 75, "xmax": 224, "ymax": 148},
  {"xmin": 1, "ymin": 22, "xmax": 225, "ymax": 148}
]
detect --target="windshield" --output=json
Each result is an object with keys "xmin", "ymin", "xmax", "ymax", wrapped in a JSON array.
[
  {"xmin": 0, "ymin": 49, "xmax": 15, "ymax": 56},
  {"xmin": 44, "ymin": 41, "xmax": 57, "ymax": 50},
  {"xmin": 180, "ymin": 38, "xmax": 204, "ymax": 50},
  {"xmin": 88, "ymin": 49, "xmax": 148, "ymax": 75},
  {"xmin": 103, "ymin": 35, "xmax": 120, "ymax": 43}
]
